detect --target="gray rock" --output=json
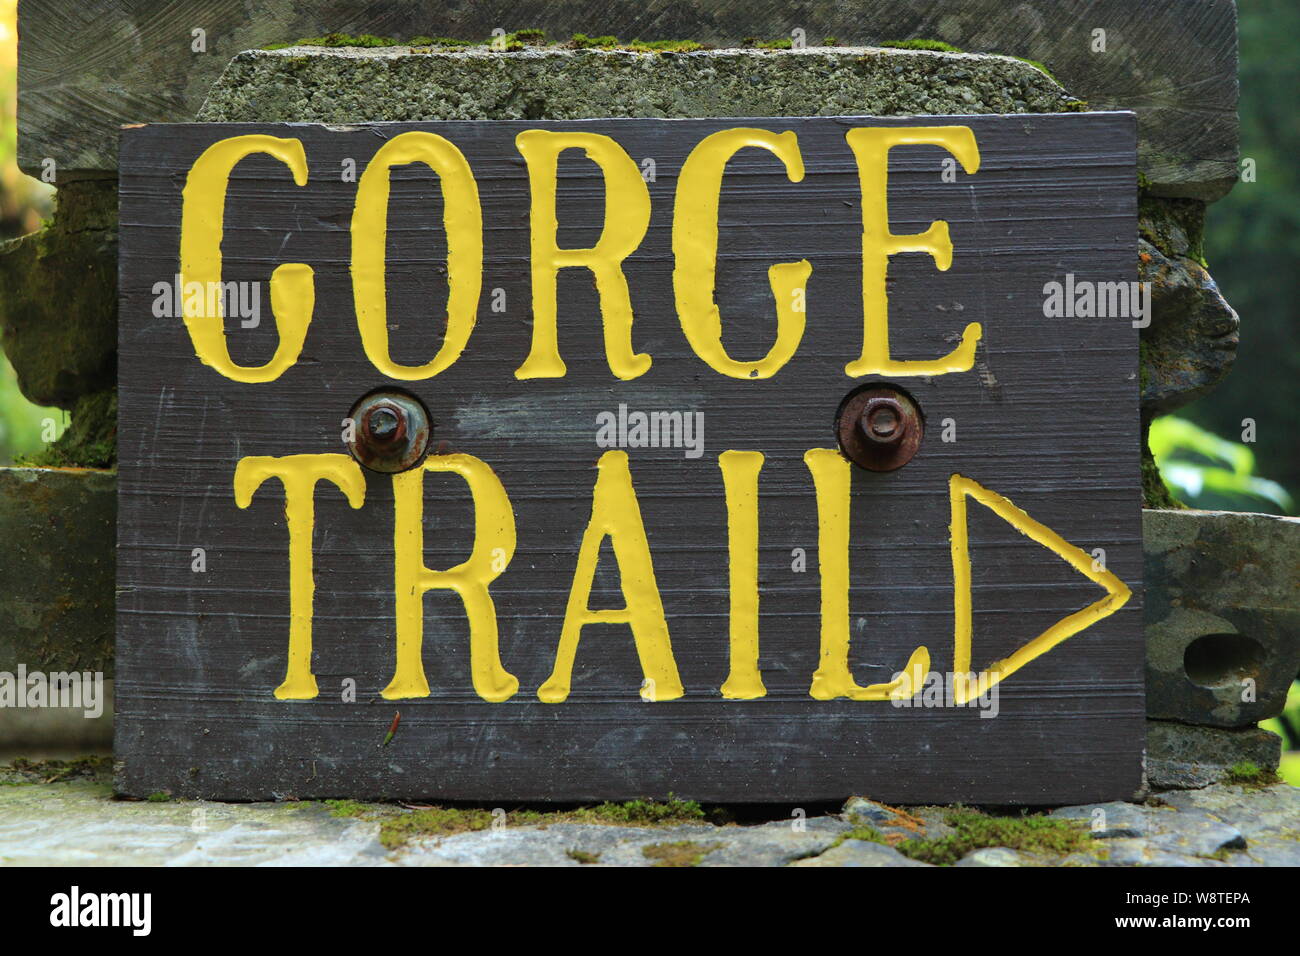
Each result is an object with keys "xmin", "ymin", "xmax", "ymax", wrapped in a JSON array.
[
  {"xmin": 199, "ymin": 46, "xmax": 1080, "ymax": 126},
  {"xmin": 789, "ymin": 839, "xmax": 929, "ymax": 867},
  {"xmin": 1146, "ymin": 720, "xmax": 1282, "ymax": 790},
  {"xmin": 1143, "ymin": 809, "xmax": 1246, "ymax": 858},
  {"xmin": 1158, "ymin": 782, "xmax": 1300, "ymax": 866},
  {"xmin": 398, "ymin": 818, "xmax": 849, "ymax": 867},
  {"xmin": 841, "ymin": 796, "xmax": 941, "ymax": 842},
  {"xmin": 1143, "ymin": 509, "xmax": 1300, "ymax": 728},
  {"xmin": 1051, "ymin": 801, "xmax": 1150, "ymax": 839},
  {"xmin": 0, "ymin": 179, "xmax": 117, "ymax": 409},
  {"xmin": 0, "ymin": 780, "xmax": 387, "ymax": 866},
  {"xmin": 0, "ymin": 468, "xmax": 116, "ymax": 679},
  {"xmin": 1094, "ymin": 838, "xmax": 1233, "ymax": 868},
  {"xmin": 954, "ymin": 847, "xmax": 1047, "ymax": 867},
  {"xmin": 3, "ymin": 773, "xmax": 1294, "ymax": 866},
  {"xmin": 1138, "ymin": 239, "xmax": 1239, "ymax": 417}
]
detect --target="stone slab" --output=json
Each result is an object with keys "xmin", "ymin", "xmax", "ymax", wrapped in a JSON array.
[
  {"xmin": 1145, "ymin": 719, "xmax": 1282, "ymax": 790},
  {"xmin": 0, "ymin": 467, "xmax": 115, "ymax": 677},
  {"xmin": 1144, "ymin": 509, "xmax": 1300, "ymax": 727},
  {"xmin": 1, "ymin": 769, "xmax": 1293, "ymax": 866}
]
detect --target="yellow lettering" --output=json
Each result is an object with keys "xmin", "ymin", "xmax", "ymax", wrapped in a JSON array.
[
  {"xmin": 539, "ymin": 451, "xmax": 683, "ymax": 702},
  {"xmin": 233, "ymin": 454, "xmax": 366, "ymax": 699},
  {"xmin": 385, "ymin": 454, "xmax": 519, "ymax": 702},
  {"xmin": 804, "ymin": 448, "xmax": 929, "ymax": 699},
  {"xmin": 845, "ymin": 126, "xmax": 982, "ymax": 377},
  {"xmin": 351, "ymin": 131, "xmax": 483, "ymax": 379},
  {"xmin": 673, "ymin": 129, "xmax": 811, "ymax": 378},
  {"xmin": 948, "ymin": 474, "xmax": 1131, "ymax": 704},
  {"xmin": 514, "ymin": 131, "xmax": 652, "ymax": 380},
  {"xmin": 718, "ymin": 450, "xmax": 766, "ymax": 698},
  {"xmin": 179, "ymin": 135, "xmax": 314, "ymax": 382}
]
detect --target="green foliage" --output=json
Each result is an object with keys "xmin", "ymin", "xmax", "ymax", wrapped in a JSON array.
[
  {"xmin": 1149, "ymin": 416, "xmax": 1293, "ymax": 512},
  {"xmin": 0, "ymin": 355, "xmax": 63, "ymax": 465},
  {"xmin": 1183, "ymin": 0, "xmax": 1300, "ymax": 499},
  {"xmin": 1260, "ymin": 681, "xmax": 1300, "ymax": 784}
]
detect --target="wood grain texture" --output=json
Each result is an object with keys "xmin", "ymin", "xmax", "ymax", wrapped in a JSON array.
[
  {"xmin": 19, "ymin": 0, "xmax": 1235, "ymax": 197},
  {"xmin": 116, "ymin": 114, "xmax": 1143, "ymax": 803}
]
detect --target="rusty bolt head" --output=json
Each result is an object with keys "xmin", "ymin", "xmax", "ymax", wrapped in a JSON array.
[
  {"xmin": 836, "ymin": 385, "xmax": 924, "ymax": 472},
  {"xmin": 363, "ymin": 403, "xmax": 406, "ymax": 445},
  {"xmin": 860, "ymin": 397, "xmax": 905, "ymax": 446},
  {"xmin": 346, "ymin": 390, "xmax": 432, "ymax": 473}
]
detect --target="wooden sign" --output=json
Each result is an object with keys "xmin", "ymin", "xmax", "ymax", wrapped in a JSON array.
[{"xmin": 116, "ymin": 114, "xmax": 1143, "ymax": 804}]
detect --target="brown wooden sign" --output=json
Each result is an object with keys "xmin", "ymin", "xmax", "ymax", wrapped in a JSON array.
[{"xmin": 116, "ymin": 114, "xmax": 1143, "ymax": 804}]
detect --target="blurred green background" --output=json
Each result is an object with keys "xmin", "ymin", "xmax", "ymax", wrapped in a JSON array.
[
  {"xmin": 0, "ymin": 2, "xmax": 1293, "ymax": 779},
  {"xmin": 0, "ymin": 0, "xmax": 57, "ymax": 463}
]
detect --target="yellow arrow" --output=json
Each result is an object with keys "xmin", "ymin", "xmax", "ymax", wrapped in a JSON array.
[{"xmin": 947, "ymin": 474, "xmax": 1132, "ymax": 705}]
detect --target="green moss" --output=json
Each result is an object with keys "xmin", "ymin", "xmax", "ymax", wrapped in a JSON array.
[
  {"xmin": 266, "ymin": 32, "xmax": 401, "ymax": 50},
  {"xmin": 16, "ymin": 389, "xmax": 116, "ymax": 467},
  {"xmin": 880, "ymin": 39, "xmax": 964, "ymax": 53},
  {"xmin": 566, "ymin": 848, "xmax": 600, "ymax": 864},
  {"xmin": 570, "ymin": 33, "xmax": 619, "ymax": 49},
  {"xmin": 894, "ymin": 808, "xmax": 1090, "ymax": 865},
  {"xmin": 324, "ymin": 798, "xmax": 369, "ymax": 818},
  {"xmin": 377, "ymin": 807, "xmax": 494, "ymax": 848},
  {"xmin": 1225, "ymin": 760, "xmax": 1281, "ymax": 788},
  {"xmin": 822, "ymin": 37, "xmax": 840, "ymax": 47},
  {"xmin": 641, "ymin": 840, "xmax": 722, "ymax": 867},
  {"xmin": 509, "ymin": 29, "xmax": 547, "ymax": 45},
  {"xmin": 1138, "ymin": 192, "xmax": 1207, "ymax": 262},
  {"xmin": 409, "ymin": 37, "xmax": 475, "ymax": 50},
  {"xmin": 304, "ymin": 795, "xmax": 709, "ymax": 850},
  {"xmin": 146, "ymin": 791, "xmax": 173, "ymax": 802},
  {"xmin": 623, "ymin": 39, "xmax": 706, "ymax": 53},
  {"xmin": 1010, "ymin": 56, "xmax": 1056, "ymax": 81},
  {"xmin": 571, "ymin": 796, "xmax": 705, "ymax": 825},
  {"xmin": 834, "ymin": 825, "xmax": 890, "ymax": 847}
]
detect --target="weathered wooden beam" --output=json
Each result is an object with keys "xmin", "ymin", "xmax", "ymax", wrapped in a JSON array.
[{"xmin": 18, "ymin": 0, "xmax": 1238, "ymax": 198}]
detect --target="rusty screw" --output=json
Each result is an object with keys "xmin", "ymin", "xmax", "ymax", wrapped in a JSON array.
[
  {"xmin": 346, "ymin": 390, "xmax": 431, "ymax": 473},
  {"xmin": 860, "ymin": 398, "xmax": 905, "ymax": 446},
  {"xmin": 363, "ymin": 403, "xmax": 405, "ymax": 445},
  {"xmin": 836, "ymin": 386, "xmax": 924, "ymax": 472}
]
